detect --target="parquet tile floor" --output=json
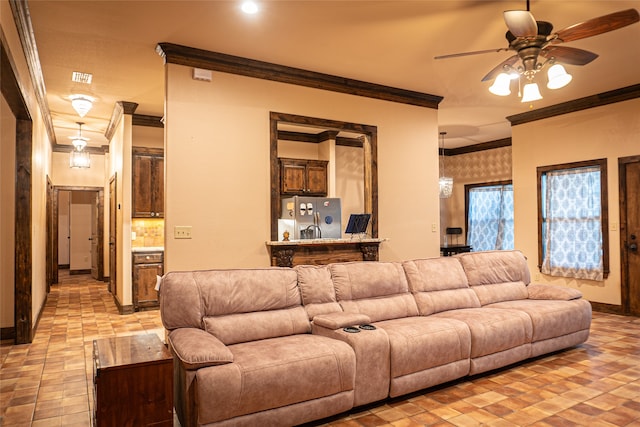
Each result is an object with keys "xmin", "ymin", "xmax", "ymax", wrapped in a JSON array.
[{"xmin": 1, "ymin": 272, "xmax": 640, "ymax": 426}]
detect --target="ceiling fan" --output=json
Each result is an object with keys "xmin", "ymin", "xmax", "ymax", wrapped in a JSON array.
[{"xmin": 435, "ymin": 1, "xmax": 639, "ymax": 101}]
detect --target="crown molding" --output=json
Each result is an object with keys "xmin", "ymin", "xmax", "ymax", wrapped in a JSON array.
[
  {"xmin": 156, "ymin": 42, "xmax": 443, "ymax": 109},
  {"xmin": 9, "ymin": 0, "xmax": 56, "ymax": 145},
  {"xmin": 104, "ymin": 101, "xmax": 139, "ymax": 141},
  {"xmin": 507, "ymin": 84, "xmax": 640, "ymax": 126},
  {"xmin": 132, "ymin": 114, "xmax": 164, "ymax": 128},
  {"xmin": 445, "ymin": 138, "xmax": 512, "ymax": 156}
]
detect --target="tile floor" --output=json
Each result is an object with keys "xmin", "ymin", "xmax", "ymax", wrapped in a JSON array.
[{"xmin": 1, "ymin": 272, "xmax": 640, "ymax": 426}]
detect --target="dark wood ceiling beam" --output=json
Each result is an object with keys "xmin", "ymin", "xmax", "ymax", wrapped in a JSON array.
[
  {"xmin": 52, "ymin": 144, "xmax": 108, "ymax": 154},
  {"xmin": 156, "ymin": 42, "xmax": 443, "ymax": 109}
]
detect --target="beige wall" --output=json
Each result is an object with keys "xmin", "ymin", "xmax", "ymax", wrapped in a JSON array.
[
  {"xmin": 108, "ymin": 114, "xmax": 134, "ymax": 307},
  {"xmin": 2, "ymin": 0, "xmax": 53, "ymax": 330},
  {"xmin": 513, "ymin": 98, "xmax": 640, "ymax": 305},
  {"xmin": 164, "ymin": 63, "xmax": 440, "ymax": 272},
  {"xmin": 51, "ymin": 151, "xmax": 106, "ymax": 187},
  {"xmin": 1, "ymin": 94, "xmax": 16, "ymax": 329},
  {"xmin": 133, "ymin": 125, "xmax": 163, "ymax": 148},
  {"xmin": 440, "ymin": 146, "xmax": 513, "ymax": 243}
]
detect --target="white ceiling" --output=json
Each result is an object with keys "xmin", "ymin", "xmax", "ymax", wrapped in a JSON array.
[{"xmin": 26, "ymin": 0, "xmax": 640, "ymax": 149}]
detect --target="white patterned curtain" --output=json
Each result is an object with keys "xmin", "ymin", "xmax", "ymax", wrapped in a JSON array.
[
  {"xmin": 467, "ymin": 185, "xmax": 514, "ymax": 252},
  {"xmin": 541, "ymin": 166, "xmax": 603, "ymax": 281}
]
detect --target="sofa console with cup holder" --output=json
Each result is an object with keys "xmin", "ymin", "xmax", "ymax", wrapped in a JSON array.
[{"xmin": 160, "ymin": 250, "xmax": 592, "ymax": 427}]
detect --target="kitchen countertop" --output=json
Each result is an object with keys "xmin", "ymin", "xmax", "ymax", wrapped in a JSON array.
[{"xmin": 131, "ymin": 246, "xmax": 164, "ymax": 253}]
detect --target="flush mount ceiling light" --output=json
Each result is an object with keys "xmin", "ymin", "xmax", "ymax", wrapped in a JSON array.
[
  {"xmin": 438, "ymin": 131, "xmax": 453, "ymax": 199},
  {"xmin": 435, "ymin": 3, "xmax": 639, "ymax": 103},
  {"xmin": 241, "ymin": 1, "xmax": 259, "ymax": 14},
  {"xmin": 69, "ymin": 94, "xmax": 94, "ymax": 118}
]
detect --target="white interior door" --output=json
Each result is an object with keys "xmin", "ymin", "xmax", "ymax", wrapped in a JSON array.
[{"xmin": 70, "ymin": 191, "xmax": 93, "ymax": 272}]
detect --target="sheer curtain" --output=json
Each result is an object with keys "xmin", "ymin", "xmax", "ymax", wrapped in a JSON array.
[
  {"xmin": 541, "ymin": 166, "xmax": 603, "ymax": 281},
  {"xmin": 467, "ymin": 185, "xmax": 514, "ymax": 252}
]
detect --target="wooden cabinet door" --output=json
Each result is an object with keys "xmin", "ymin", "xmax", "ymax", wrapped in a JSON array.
[
  {"xmin": 132, "ymin": 148, "xmax": 164, "ymax": 218},
  {"xmin": 306, "ymin": 161, "xmax": 328, "ymax": 195},
  {"xmin": 280, "ymin": 158, "xmax": 328, "ymax": 196},
  {"xmin": 133, "ymin": 261, "xmax": 163, "ymax": 310},
  {"xmin": 132, "ymin": 154, "xmax": 153, "ymax": 217},
  {"xmin": 281, "ymin": 160, "xmax": 307, "ymax": 194},
  {"xmin": 152, "ymin": 157, "xmax": 164, "ymax": 217}
]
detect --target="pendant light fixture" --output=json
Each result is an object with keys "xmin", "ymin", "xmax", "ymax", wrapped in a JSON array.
[
  {"xmin": 69, "ymin": 122, "xmax": 91, "ymax": 168},
  {"xmin": 69, "ymin": 94, "xmax": 94, "ymax": 118},
  {"xmin": 438, "ymin": 131, "xmax": 453, "ymax": 199}
]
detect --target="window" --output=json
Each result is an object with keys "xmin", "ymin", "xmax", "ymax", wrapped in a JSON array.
[
  {"xmin": 537, "ymin": 159, "xmax": 609, "ymax": 281},
  {"xmin": 465, "ymin": 181, "xmax": 514, "ymax": 252}
]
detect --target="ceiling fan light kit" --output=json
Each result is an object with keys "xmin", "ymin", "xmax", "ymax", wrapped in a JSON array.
[{"xmin": 435, "ymin": 4, "xmax": 639, "ymax": 104}]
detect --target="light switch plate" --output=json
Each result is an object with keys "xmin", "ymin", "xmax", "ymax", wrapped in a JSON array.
[{"xmin": 174, "ymin": 226, "xmax": 192, "ymax": 239}]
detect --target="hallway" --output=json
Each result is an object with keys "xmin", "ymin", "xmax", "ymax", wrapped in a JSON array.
[
  {"xmin": 2, "ymin": 273, "xmax": 640, "ymax": 426},
  {"xmin": 0, "ymin": 272, "xmax": 164, "ymax": 426}
]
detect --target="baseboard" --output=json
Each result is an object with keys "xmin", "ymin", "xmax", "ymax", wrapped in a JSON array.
[
  {"xmin": 70, "ymin": 269, "xmax": 91, "ymax": 275},
  {"xmin": 113, "ymin": 294, "xmax": 135, "ymax": 315},
  {"xmin": 58, "ymin": 264, "xmax": 70, "ymax": 270},
  {"xmin": 590, "ymin": 301, "xmax": 625, "ymax": 315},
  {"xmin": 1, "ymin": 326, "xmax": 16, "ymax": 342}
]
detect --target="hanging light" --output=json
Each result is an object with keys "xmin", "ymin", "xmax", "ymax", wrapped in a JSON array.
[
  {"xmin": 69, "ymin": 94, "xmax": 94, "ymax": 117},
  {"xmin": 69, "ymin": 122, "xmax": 91, "ymax": 168},
  {"xmin": 438, "ymin": 131, "xmax": 453, "ymax": 199},
  {"xmin": 69, "ymin": 150, "xmax": 91, "ymax": 168},
  {"xmin": 547, "ymin": 64, "xmax": 572, "ymax": 89},
  {"xmin": 69, "ymin": 122, "xmax": 89, "ymax": 150}
]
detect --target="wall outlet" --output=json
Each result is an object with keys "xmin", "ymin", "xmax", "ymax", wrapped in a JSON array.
[
  {"xmin": 174, "ymin": 226, "xmax": 192, "ymax": 239},
  {"xmin": 431, "ymin": 223, "xmax": 437, "ymax": 233}
]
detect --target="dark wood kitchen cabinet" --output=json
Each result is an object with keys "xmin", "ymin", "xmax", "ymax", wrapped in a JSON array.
[
  {"xmin": 93, "ymin": 334, "xmax": 173, "ymax": 427},
  {"xmin": 280, "ymin": 158, "xmax": 328, "ymax": 196},
  {"xmin": 132, "ymin": 251, "xmax": 163, "ymax": 311},
  {"xmin": 132, "ymin": 148, "xmax": 164, "ymax": 218}
]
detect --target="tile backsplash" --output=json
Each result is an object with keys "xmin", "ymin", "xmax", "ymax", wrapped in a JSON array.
[{"xmin": 131, "ymin": 219, "xmax": 164, "ymax": 248}]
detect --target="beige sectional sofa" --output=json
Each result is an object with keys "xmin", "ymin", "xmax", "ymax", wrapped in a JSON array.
[{"xmin": 160, "ymin": 250, "xmax": 592, "ymax": 427}]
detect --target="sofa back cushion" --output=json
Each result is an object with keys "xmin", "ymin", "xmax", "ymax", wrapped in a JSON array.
[
  {"xmin": 295, "ymin": 265, "xmax": 342, "ymax": 319},
  {"xmin": 403, "ymin": 257, "xmax": 481, "ymax": 315},
  {"xmin": 456, "ymin": 250, "xmax": 530, "ymax": 305},
  {"xmin": 330, "ymin": 262, "xmax": 418, "ymax": 322},
  {"xmin": 160, "ymin": 268, "xmax": 310, "ymax": 345}
]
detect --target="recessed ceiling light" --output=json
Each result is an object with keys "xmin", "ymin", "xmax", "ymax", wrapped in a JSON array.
[
  {"xmin": 241, "ymin": 1, "xmax": 259, "ymax": 14},
  {"xmin": 71, "ymin": 71, "xmax": 93, "ymax": 84}
]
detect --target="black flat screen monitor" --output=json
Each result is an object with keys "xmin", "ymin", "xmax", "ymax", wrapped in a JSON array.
[{"xmin": 345, "ymin": 214, "xmax": 371, "ymax": 234}]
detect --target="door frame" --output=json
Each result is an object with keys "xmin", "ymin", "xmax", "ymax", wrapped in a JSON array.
[
  {"xmin": 51, "ymin": 186, "xmax": 105, "ymax": 282},
  {"xmin": 619, "ymin": 155, "xmax": 640, "ymax": 315}
]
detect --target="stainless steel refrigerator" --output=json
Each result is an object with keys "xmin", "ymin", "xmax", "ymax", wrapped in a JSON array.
[{"xmin": 280, "ymin": 196, "xmax": 342, "ymax": 240}]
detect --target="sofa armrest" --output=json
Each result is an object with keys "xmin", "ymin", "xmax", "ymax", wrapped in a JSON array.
[
  {"xmin": 313, "ymin": 312, "xmax": 372, "ymax": 330},
  {"xmin": 527, "ymin": 283, "xmax": 583, "ymax": 300},
  {"xmin": 168, "ymin": 328, "xmax": 233, "ymax": 370}
]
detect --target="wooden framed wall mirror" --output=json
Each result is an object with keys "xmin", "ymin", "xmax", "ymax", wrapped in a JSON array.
[{"xmin": 270, "ymin": 112, "xmax": 378, "ymax": 241}]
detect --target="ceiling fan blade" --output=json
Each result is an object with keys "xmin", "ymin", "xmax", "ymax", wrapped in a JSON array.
[
  {"xmin": 434, "ymin": 47, "xmax": 509, "ymax": 60},
  {"xmin": 540, "ymin": 46, "xmax": 599, "ymax": 66},
  {"xmin": 551, "ymin": 8, "xmax": 640, "ymax": 44},
  {"xmin": 504, "ymin": 10, "xmax": 538, "ymax": 37},
  {"xmin": 481, "ymin": 55, "xmax": 519, "ymax": 82}
]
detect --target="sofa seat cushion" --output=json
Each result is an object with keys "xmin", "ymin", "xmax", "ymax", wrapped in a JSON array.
[
  {"xmin": 373, "ymin": 316, "xmax": 470, "ymax": 379},
  {"xmin": 194, "ymin": 334, "xmax": 355, "ymax": 425},
  {"xmin": 431, "ymin": 308, "xmax": 533, "ymax": 359},
  {"xmin": 485, "ymin": 299, "xmax": 592, "ymax": 342}
]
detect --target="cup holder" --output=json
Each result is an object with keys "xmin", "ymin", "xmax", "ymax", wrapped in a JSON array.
[
  {"xmin": 359, "ymin": 324, "xmax": 376, "ymax": 330},
  {"xmin": 343, "ymin": 327, "xmax": 360, "ymax": 333}
]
